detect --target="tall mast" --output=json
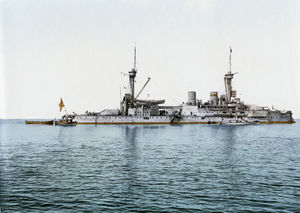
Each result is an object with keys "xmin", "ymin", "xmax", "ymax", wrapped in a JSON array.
[
  {"xmin": 224, "ymin": 47, "xmax": 234, "ymax": 103},
  {"xmin": 134, "ymin": 45, "xmax": 136, "ymax": 70},
  {"xmin": 229, "ymin": 46, "xmax": 232, "ymax": 74},
  {"xmin": 129, "ymin": 45, "xmax": 137, "ymax": 101}
]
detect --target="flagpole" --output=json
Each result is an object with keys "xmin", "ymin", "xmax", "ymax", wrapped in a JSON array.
[{"xmin": 64, "ymin": 105, "xmax": 68, "ymax": 116}]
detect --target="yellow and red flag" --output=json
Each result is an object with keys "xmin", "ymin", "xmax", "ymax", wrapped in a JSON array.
[{"xmin": 58, "ymin": 98, "xmax": 65, "ymax": 112}]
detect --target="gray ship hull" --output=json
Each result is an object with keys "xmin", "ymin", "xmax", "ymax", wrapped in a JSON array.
[{"xmin": 74, "ymin": 114, "xmax": 295, "ymax": 125}]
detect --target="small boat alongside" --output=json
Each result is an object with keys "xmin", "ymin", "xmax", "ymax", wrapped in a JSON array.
[
  {"xmin": 25, "ymin": 120, "xmax": 54, "ymax": 125},
  {"xmin": 57, "ymin": 114, "xmax": 77, "ymax": 126},
  {"xmin": 25, "ymin": 99, "xmax": 77, "ymax": 126},
  {"xmin": 220, "ymin": 118, "xmax": 259, "ymax": 126},
  {"xmin": 57, "ymin": 120, "xmax": 77, "ymax": 126}
]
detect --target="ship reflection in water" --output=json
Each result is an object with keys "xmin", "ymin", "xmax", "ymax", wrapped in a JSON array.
[{"xmin": 1, "ymin": 120, "xmax": 300, "ymax": 212}]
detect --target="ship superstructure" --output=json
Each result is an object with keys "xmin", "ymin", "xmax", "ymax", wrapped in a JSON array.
[{"xmin": 72, "ymin": 47, "xmax": 295, "ymax": 125}]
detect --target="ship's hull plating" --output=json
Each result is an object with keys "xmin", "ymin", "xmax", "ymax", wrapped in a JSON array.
[{"xmin": 74, "ymin": 115, "xmax": 295, "ymax": 125}]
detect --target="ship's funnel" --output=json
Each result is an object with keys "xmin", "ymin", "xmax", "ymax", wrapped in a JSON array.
[
  {"xmin": 187, "ymin": 91, "xmax": 196, "ymax": 106},
  {"xmin": 210, "ymin": 91, "xmax": 219, "ymax": 105}
]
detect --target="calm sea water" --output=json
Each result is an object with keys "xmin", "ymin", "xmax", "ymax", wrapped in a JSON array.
[{"xmin": 0, "ymin": 119, "xmax": 300, "ymax": 212}]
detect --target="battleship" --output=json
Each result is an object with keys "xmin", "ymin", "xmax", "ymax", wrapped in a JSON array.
[{"xmin": 68, "ymin": 47, "xmax": 295, "ymax": 125}]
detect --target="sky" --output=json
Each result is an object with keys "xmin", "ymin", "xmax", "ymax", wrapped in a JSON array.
[{"xmin": 0, "ymin": 0, "xmax": 299, "ymax": 118}]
